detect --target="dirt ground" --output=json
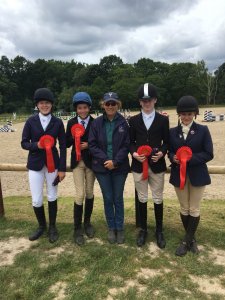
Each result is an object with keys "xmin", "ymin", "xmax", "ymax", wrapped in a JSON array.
[{"xmin": 0, "ymin": 107, "xmax": 225, "ymax": 200}]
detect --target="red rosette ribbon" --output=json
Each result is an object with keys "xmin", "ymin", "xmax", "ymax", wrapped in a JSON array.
[
  {"xmin": 176, "ymin": 146, "xmax": 192, "ymax": 189},
  {"xmin": 39, "ymin": 135, "xmax": 55, "ymax": 173},
  {"xmin": 71, "ymin": 124, "xmax": 85, "ymax": 161},
  {"xmin": 137, "ymin": 145, "xmax": 152, "ymax": 180}
]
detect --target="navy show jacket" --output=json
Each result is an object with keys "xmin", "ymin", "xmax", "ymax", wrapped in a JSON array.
[
  {"xmin": 168, "ymin": 121, "xmax": 213, "ymax": 187},
  {"xmin": 21, "ymin": 114, "xmax": 66, "ymax": 172},
  {"xmin": 88, "ymin": 112, "xmax": 130, "ymax": 174},
  {"xmin": 66, "ymin": 115, "xmax": 94, "ymax": 170}
]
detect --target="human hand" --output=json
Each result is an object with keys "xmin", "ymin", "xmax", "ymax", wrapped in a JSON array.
[
  {"xmin": 80, "ymin": 142, "xmax": 88, "ymax": 150},
  {"xmin": 133, "ymin": 152, "xmax": 146, "ymax": 163},
  {"xmin": 173, "ymin": 155, "xmax": 180, "ymax": 164},
  {"xmin": 151, "ymin": 151, "xmax": 163, "ymax": 163},
  {"xmin": 37, "ymin": 141, "xmax": 44, "ymax": 149},
  {"xmin": 104, "ymin": 160, "xmax": 115, "ymax": 170},
  {"xmin": 58, "ymin": 171, "xmax": 66, "ymax": 181}
]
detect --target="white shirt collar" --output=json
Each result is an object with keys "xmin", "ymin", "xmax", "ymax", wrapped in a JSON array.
[
  {"xmin": 142, "ymin": 109, "xmax": 155, "ymax": 119},
  {"xmin": 78, "ymin": 115, "xmax": 90, "ymax": 125},
  {"xmin": 181, "ymin": 120, "xmax": 193, "ymax": 129},
  {"xmin": 39, "ymin": 112, "xmax": 51, "ymax": 121},
  {"xmin": 39, "ymin": 112, "xmax": 51, "ymax": 131}
]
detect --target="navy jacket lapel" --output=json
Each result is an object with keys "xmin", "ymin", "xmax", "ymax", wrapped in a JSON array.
[
  {"xmin": 186, "ymin": 122, "xmax": 198, "ymax": 142},
  {"xmin": 176, "ymin": 125, "xmax": 184, "ymax": 141},
  {"xmin": 45, "ymin": 115, "xmax": 56, "ymax": 132},
  {"xmin": 34, "ymin": 114, "xmax": 45, "ymax": 134}
]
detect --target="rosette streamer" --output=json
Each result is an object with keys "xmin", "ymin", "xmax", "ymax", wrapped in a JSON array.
[
  {"xmin": 176, "ymin": 146, "xmax": 192, "ymax": 189},
  {"xmin": 137, "ymin": 145, "xmax": 152, "ymax": 180},
  {"xmin": 39, "ymin": 135, "xmax": 55, "ymax": 173},
  {"xmin": 71, "ymin": 124, "xmax": 85, "ymax": 161}
]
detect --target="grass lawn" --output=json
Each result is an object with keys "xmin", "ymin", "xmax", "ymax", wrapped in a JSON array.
[{"xmin": 0, "ymin": 196, "xmax": 225, "ymax": 300}]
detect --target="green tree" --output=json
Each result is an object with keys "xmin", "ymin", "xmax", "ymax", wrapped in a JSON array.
[
  {"xmin": 164, "ymin": 62, "xmax": 206, "ymax": 106},
  {"xmin": 111, "ymin": 64, "xmax": 144, "ymax": 108},
  {"xmin": 0, "ymin": 54, "xmax": 224, "ymax": 114},
  {"xmin": 134, "ymin": 58, "xmax": 156, "ymax": 78},
  {"xmin": 89, "ymin": 77, "xmax": 107, "ymax": 108},
  {"xmin": 99, "ymin": 55, "xmax": 123, "ymax": 87},
  {"xmin": 214, "ymin": 62, "xmax": 225, "ymax": 104},
  {"xmin": 57, "ymin": 86, "xmax": 74, "ymax": 112},
  {"xmin": 0, "ymin": 75, "xmax": 18, "ymax": 113},
  {"xmin": 195, "ymin": 60, "xmax": 216, "ymax": 105}
]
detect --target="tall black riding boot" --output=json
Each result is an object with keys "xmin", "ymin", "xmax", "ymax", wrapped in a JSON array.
[
  {"xmin": 154, "ymin": 203, "xmax": 166, "ymax": 249},
  {"xmin": 176, "ymin": 215, "xmax": 200, "ymax": 256},
  {"xmin": 84, "ymin": 197, "xmax": 95, "ymax": 238},
  {"xmin": 48, "ymin": 200, "xmax": 59, "ymax": 243},
  {"xmin": 136, "ymin": 202, "xmax": 147, "ymax": 247},
  {"xmin": 74, "ymin": 203, "xmax": 84, "ymax": 245},
  {"xmin": 29, "ymin": 206, "xmax": 46, "ymax": 241},
  {"xmin": 186, "ymin": 215, "xmax": 200, "ymax": 254},
  {"xmin": 175, "ymin": 214, "xmax": 189, "ymax": 256},
  {"xmin": 180, "ymin": 213, "xmax": 189, "ymax": 232},
  {"xmin": 181, "ymin": 214, "xmax": 199, "ymax": 254}
]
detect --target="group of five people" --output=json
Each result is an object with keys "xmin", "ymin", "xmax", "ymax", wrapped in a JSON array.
[{"xmin": 21, "ymin": 83, "xmax": 213, "ymax": 257}]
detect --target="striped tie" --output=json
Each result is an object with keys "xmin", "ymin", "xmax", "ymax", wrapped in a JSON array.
[{"xmin": 81, "ymin": 120, "xmax": 85, "ymax": 128}]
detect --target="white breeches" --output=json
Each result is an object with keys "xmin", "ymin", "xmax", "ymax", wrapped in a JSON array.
[{"xmin": 29, "ymin": 166, "xmax": 58, "ymax": 207}]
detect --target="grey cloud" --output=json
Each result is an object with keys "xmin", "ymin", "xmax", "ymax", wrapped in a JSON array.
[
  {"xmin": 0, "ymin": 0, "xmax": 224, "ymax": 71},
  {"xmin": 38, "ymin": 0, "xmax": 195, "ymax": 28},
  {"xmin": 13, "ymin": 0, "xmax": 195, "ymax": 58},
  {"xmin": 10, "ymin": 21, "xmax": 127, "ymax": 58}
]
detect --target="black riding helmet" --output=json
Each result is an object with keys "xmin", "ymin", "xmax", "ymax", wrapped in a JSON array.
[
  {"xmin": 34, "ymin": 88, "xmax": 54, "ymax": 105},
  {"xmin": 176, "ymin": 96, "xmax": 199, "ymax": 115}
]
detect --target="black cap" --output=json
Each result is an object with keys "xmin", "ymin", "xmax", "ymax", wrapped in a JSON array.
[
  {"xmin": 176, "ymin": 96, "xmax": 199, "ymax": 114},
  {"xmin": 138, "ymin": 83, "xmax": 158, "ymax": 100},
  {"xmin": 34, "ymin": 88, "xmax": 54, "ymax": 104}
]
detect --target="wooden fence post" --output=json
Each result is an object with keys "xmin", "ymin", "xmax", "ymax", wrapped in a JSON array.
[{"xmin": 0, "ymin": 177, "xmax": 4, "ymax": 217}]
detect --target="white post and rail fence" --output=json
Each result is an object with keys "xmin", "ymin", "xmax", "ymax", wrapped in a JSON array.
[{"xmin": 0, "ymin": 163, "xmax": 225, "ymax": 218}]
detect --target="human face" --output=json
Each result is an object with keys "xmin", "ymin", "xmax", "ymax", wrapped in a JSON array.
[
  {"xmin": 37, "ymin": 100, "xmax": 52, "ymax": 115},
  {"xmin": 179, "ymin": 112, "xmax": 196, "ymax": 125},
  {"xmin": 103, "ymin": 101, "xmax": 118, "ymax": 119},
  {"xmin": 76, "ymin": 103, "xmax": 90, "ymax": 119},
  {"xmin": 140, "ymin": 98, "xmax": 157, "ymax": 114}
]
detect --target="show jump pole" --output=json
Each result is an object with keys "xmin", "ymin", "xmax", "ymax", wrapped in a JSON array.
[{"xmin": 0, "ymin": 164, "xmax": 225, "ymax": 218}]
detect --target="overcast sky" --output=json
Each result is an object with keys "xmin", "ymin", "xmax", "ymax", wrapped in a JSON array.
[{"xmin": 0, "ymin": 0, "xmax": 225, "ymax": 71}]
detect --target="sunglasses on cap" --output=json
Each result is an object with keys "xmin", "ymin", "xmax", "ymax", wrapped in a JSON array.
[{"xmin": 104, "ymin": 101, "xmax": 117, "ymax": 107}]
